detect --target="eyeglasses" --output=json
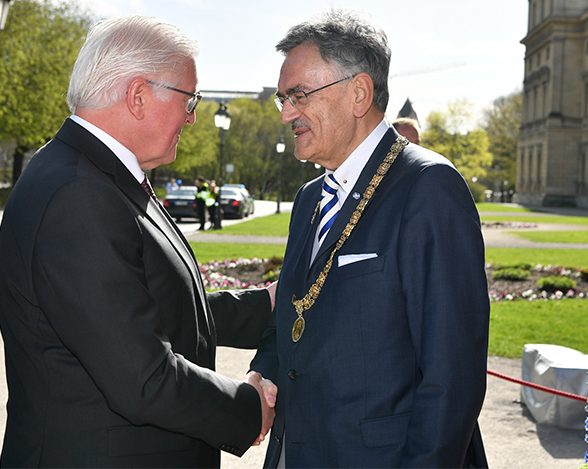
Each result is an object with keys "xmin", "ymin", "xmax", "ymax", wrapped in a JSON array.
[
  {"xmin": 274, "ymin": 76, "xmax": 353, "ymax": 112},
  {"xmin": 146, "ymin": 79, "xmax": 202, "ymax": 114}
]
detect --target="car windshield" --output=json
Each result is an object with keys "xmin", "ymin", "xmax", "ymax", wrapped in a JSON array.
[{"xmin": 221, "ymin": 189, "xmax": 238, "ymax": 197}]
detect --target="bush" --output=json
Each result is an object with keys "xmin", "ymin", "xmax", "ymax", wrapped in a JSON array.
[
  {"xmin": 0, "ymin": 187, "xmax": 11, "ymax": 209},
  {"xmin": 493, "ymin": 268, "xmax": 530, "ymax": 281},
  {"xmin": 580, "ymin": 268, "xmax": 588, "ymax": 282},
  {"xmin": 492, "ymin": 263, "xmax": 532, "ymax": 271},
  {"xmin": 536, "ymin": 276, "xmax": 576, "ymax": 293}
]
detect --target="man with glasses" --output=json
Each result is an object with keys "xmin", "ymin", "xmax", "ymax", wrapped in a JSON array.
[
  {"xmin": 0, "ymin": 15, "xmax": 276, "ymax": 467},
  {"xmin": 251, "ymin": 9, "xmax": 489, "ymax": 468}
]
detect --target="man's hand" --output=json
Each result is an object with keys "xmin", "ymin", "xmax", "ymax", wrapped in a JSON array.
[{"xmin": 246, "ymin": 371, "xmax": 277, "ymax": 445}]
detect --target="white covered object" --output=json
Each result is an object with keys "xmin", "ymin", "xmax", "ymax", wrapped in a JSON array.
[{"xmin": 521, "ymin": 344, "xmax": 588, "ymax": 429}]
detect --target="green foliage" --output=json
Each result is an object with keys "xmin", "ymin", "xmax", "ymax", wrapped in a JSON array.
[
  {"xmin": 492, "ymin": 267, "xmax": 530, "ymax": 281},
  {"xmin": 0, "ymin": 188, "xmax": 11, "ymax": 208},
  {"xmin": 0, "ymin": 0, "xmax": 92, "ymax": 182},
  {"xmin": 581, "ymin": 269, "xmax": 588, "ymax": 282},
  {"xmin": 489, "ymin": 299, "xmax": 588, "ymax": 357},
  {"xmin": 492, "ymin": 262, "xmax": 532, "ymax": 271},
  {"xmin": 482, "ymin": 91, "xmax": 522, "ymax": 193},
  {"xmin": 421, "ymin": 100, "xmax": 493, "ymax": 184},
  {"xmin": 536, "ymin": 276, "xmax": 577, "ymax": 292}
]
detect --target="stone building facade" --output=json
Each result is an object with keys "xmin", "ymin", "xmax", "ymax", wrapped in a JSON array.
[{"xmin": 516, "ymin": 0, "xmax": 588, "ymax": 208}]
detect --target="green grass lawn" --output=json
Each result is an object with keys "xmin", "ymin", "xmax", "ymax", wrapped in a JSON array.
[
  {"xmin": 486, "ymin": 247, "xmax": 588, "ymax": 268},
  {"xmin": 489, "ymin": 299, "xmax": 588, "ymax": 357},
  {"xmin": 477, "ymin": 203, "xmax": 534, "ymax": 213},
  {"xmin": 507, "ymin": 230, "xmax": 588, "ymax": 244},
  {"xmin": 216, "ymin": 213, "xmax": 291, "ymax": 237},
  {"xmin": 191, "ymin": 241, "xmax": 286, "ymax": 264}
]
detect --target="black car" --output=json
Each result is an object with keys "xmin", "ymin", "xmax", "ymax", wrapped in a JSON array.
[
  {"xmin": 220, "ymin": 187, "xmax": 249, "ymax": 219},
  {"xmin": 162, "ymin": 186, "xmax": 199, "ymax": 222},
  {"xmin": 222, "ymin": 184, "xmax": 255, "ymax": 217}
]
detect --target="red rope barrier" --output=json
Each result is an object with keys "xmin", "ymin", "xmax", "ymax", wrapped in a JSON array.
[{"xmin": 487, "ymin": 369, "xmax": 588, "ymax": 402}]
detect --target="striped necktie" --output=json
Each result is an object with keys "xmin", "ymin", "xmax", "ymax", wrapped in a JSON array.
[{"xmin": 317, "ymin": 174, "xmax": 340, "ymax": 246}]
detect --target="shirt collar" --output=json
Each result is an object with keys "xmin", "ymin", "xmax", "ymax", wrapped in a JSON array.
[
  {"xmin": 330, "ymin": 119, "xmax": 389, "ymax": 201},
  {"xmin": 69, "ymin": 115, "xmax": 145, "ymax": 183}
]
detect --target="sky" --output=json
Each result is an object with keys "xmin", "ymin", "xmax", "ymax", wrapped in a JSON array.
[{"xmin": 75, "ymin": 0, "xmax": 529, "ymax": 130}]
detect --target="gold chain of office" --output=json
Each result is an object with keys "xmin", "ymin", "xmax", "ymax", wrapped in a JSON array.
[{"xmin": 290, "ymin": 135, "xmax": 409, "ymax": 342}]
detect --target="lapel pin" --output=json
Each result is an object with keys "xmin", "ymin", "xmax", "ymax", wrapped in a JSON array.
[{"xmin": 352, "ymin": 192, "xmax": 361, "ymax": 200}]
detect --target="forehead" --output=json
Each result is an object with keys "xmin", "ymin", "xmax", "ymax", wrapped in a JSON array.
[{"xmin": 278, "ymin": 42, "xmax": 335, "ymax": 90}]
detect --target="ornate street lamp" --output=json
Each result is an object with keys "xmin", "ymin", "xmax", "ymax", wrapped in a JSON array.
[
  {"xmin": 214, "ymin": 103, "xmax": 231, "ymax": 184},
  {"xmin": 0, "ymin": 0, "xmax": 13, "ymax": 31},
  {"xmin": 275, "ymin": 136, "xmax": 286, "ymax": 214}
]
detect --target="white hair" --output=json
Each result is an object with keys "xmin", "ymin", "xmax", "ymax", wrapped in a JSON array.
[{"xmin": 67, "ymin": 15, "xmax": 199, "ymax": 113}]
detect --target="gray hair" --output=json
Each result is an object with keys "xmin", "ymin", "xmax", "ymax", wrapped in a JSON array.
[
  {"xmin": 276, "ymin": 9, "xmax": 390, "ymax": 112},
  {"xmin": 67, "ymin": 16, "xmax": 199, "ymax": 113}
]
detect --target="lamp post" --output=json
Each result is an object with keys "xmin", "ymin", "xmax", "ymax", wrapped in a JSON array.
[
  {"xmin": 214, "ymin": 103, "xmax": 231, "ymax": 184},
  {"xmin": 0, "ymin": 0, "xmax": 13, "ymax": 31},
  {"xmin": 275, "ymin": 136, "xmax": 286, "ymax": 214},
  {"xmin": 214, "ymin": 103, "xmax": 231, "ymax": 229}
]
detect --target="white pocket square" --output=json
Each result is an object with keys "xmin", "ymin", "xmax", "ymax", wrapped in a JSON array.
[{"xmin": 338, "ymin": 253, "xmax": 378, "ymax": 267}]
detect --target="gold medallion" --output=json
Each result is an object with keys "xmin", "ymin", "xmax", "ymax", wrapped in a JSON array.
[{"xmin": 291, "ymin": 316, "xmax": 305, "ymax": 342}]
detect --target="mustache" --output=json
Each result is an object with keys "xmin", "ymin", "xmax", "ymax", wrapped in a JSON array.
[{"xmin": 291, "ymin": 119, "xmax": 308, "ymax": 131}]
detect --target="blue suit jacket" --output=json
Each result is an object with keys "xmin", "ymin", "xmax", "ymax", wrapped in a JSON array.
[{"xmin": 251, "ymin": 128, "xmax": 489, "ymax": 468}]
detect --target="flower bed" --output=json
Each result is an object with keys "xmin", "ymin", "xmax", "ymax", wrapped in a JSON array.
[{"xmin": 200, "ymin": 258, "xmax": 588, "ymax": 302}]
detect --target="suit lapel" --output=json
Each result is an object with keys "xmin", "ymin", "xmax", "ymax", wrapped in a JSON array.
[
  {"xmin": 310, "ymin": 128, "xmax": 399, "ymax": 270},
  {"xmin": 56, "ymin": 120, "xmax": 211, "ymax": 335}
]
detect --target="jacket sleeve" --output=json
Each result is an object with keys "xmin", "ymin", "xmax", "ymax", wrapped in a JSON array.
[
  {"xmin": 397, "ymin": 164, "xmax": 489, "ymax": 467},
  {"xmin": 208, "ymin": 288, "xmax": 272, "ymax": 349}
]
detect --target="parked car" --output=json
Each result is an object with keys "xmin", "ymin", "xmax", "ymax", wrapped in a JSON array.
[
  {"xmin": 162, "ymin": 185, "xmax": 198, "ymax": 222},
  {"xmin": 222, "ymin": 184, "xmax": 254, "ymax": 217},
  {"xmin": 220, "ymin": 187, "xmax": 249, "ymax": 219}
]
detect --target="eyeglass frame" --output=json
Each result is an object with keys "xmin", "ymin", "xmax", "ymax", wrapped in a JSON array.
[
  {"xmin": 274, "ymin": 75, "xmax": 354, "ymax": 112},
  {"xmin": 146, "ymin": 79, "xmax": 202, "ymax": 114}
]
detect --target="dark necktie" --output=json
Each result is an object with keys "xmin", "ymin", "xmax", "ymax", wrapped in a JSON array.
[{"xmin": 141, "ymin": 177, "xmax": 157, "ymax": 201}]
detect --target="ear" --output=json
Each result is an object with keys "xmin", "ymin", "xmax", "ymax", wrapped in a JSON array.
[
  {"xmin": 351, "ymin": 73, "xmax": 374, "ymax": 118},
  {"xmin": 126, "ymin": 78, "xmax": 147, "ymax": 120}
]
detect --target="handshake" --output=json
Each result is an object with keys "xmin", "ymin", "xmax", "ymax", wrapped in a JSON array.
[{"xmin": 246, "ymin": 371, "xmax": 278, "ymax": 446}]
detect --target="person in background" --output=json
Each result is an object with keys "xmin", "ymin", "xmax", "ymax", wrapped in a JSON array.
[
  {"xmin": 392, "ymin": 116, "xmax": 421, "ymax": 144},
  {"xmin": 251, "ymin": 9, "xmax": 489, "ymax": 468},
  {"xmin": 207, "ymin": 179, "xmax": 220, "ymax": 229},
  {"xmin": 165, "ymin": 176, "xmax": 179, "ymax": 193},
  {"xmin": 195, "ymin": 177, "xmax": 209, "ymax": 230},
  {"xmin": 0, "ymin": 15, "xmax": 276, "ymax": 468}
]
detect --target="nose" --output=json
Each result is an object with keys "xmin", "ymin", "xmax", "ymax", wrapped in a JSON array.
[{"xmin": 280, "ymin": 100, "xmax": 300, "ymax": 124}]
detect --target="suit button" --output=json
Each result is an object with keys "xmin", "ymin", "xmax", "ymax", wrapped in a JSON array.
[{"xmin": 287, "ymin": 369, "xmax": 297, "ymax": 380}]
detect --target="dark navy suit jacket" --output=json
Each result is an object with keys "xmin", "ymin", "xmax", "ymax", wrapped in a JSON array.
[{"xmin": 251, "ymin": 128, "xmax": 489, "ymax": 468}]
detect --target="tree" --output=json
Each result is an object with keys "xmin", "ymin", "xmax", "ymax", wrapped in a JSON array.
[
  {"xmin": 482, "ymin": 90, "xmax": 522, "ymax": 196},
  {"xmin": 0, "ymin": 0, "xmax": 91, "ymax": 185},
  {"xmin": 421, "ymin": 100, "xmax": 493, "ymax": 201}
]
